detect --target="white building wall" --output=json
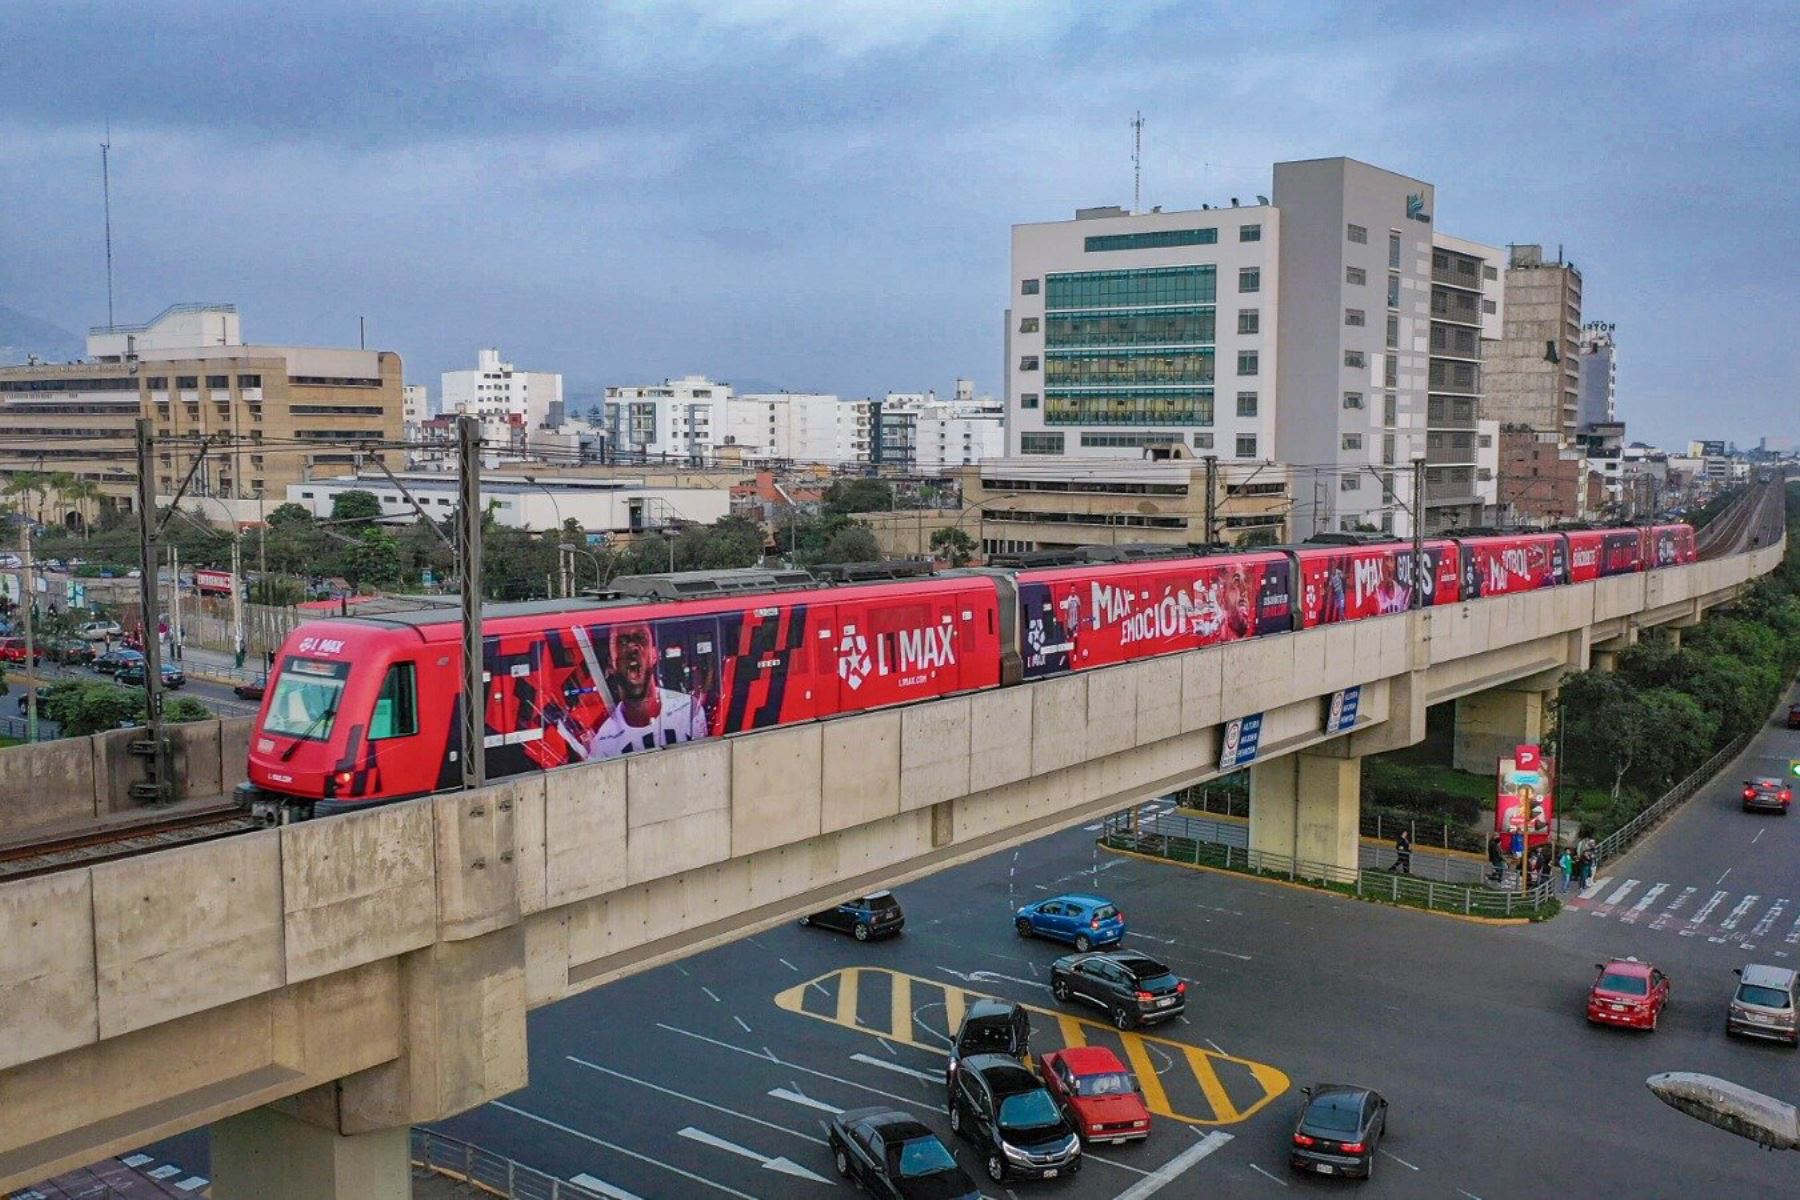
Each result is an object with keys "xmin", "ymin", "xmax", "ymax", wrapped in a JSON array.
[
  {"xmin": 286, "ymin": 475, "xmax": 729, "ymax": 532},
  {"xmin": 606, "ymin": 375, "xmax": 730, "ymax": 461},
  {"xmin": 441, "ymin": 348, "xmax": 563, "ymax": 440},
  {"xmin": 727, "ymin": 393, "xmax": 870, "ymax": 463}
]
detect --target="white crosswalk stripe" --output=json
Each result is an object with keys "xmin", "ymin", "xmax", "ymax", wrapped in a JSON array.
[
  {"xmin": 1683, "ymin": 890, "xmax": 1730, "ymax": 936},
  {"xmin": 1579, "ymin": 875, "xmax": 1613, "ymax": 900},
  {"xmin": 1720, "ymin": 895, "xmax": 1761, "ymax": 932},
  {"xmin": 1752, "ymin": 900, "xmax": 1789, "ymax": 942},
  {"xmin": 1786, "ymin": 910, "xmax": 1800, "ymax": 945},
  {"xmin": 1619, "ymin": 883, "xmax": 1667, "ymax": 924},
  {"xmin": 1602, "ymin": 879, "xmax": 1640, "ymax": 907},
  {"xmin": 1650, "ymin": 886, "xmax": 1697, "ymax": 931}
]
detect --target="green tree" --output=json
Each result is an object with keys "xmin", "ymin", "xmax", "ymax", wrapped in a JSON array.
[
  {"xmin": 930, "ymin": 526, "xmax": 977, "ymax": 567},
  {"xmin": 823, "ymin": 478, "xmax": 894, "ymax": 515},
  {"xmin": 330, "ymin": 490, "xmax": 383, "ymax": 525},
  {"xmin": 43, "ymin": 681, "xmax": 146, "ymax": 736},
  {"xmin": 1238, "ymin": 527, "xmax": 1282, "ymax": 548},
  {"xmin": 267, "ymin": 502, "xmax": 314, "ymax": 527},
  {"xmin": 340, "ymin": 527, "xmax": 403, "ymax": 588},
  {"xmin": 821, "ymin": 524, "xmax": 881, "ymax": 563}
]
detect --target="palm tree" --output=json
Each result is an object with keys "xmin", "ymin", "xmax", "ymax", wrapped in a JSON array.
[
  {"xmin": 2, "ymin": 472, "xmax": 49, "ymax": 524},
  {"xmin": 59, "ymin": 479, "xmax": 102, "ymax": 538}
]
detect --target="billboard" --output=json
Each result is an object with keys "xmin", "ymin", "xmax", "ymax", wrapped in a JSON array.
[
  {"xmin": 195, "ymin": 568, "xmax": 235, "ymax": 596},
  {"xmin": 1496, "ymin": 744, "xmax": 1554, "ymax": 846}
]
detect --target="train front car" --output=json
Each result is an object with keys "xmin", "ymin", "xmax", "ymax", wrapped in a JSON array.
[
  {"xmin": 1649, "ymin": 523, "xmax": 1698, "ymax": 566},
  {"xmin": 239, "ymin": 620, "xmax": 435, "ymax": 824}
]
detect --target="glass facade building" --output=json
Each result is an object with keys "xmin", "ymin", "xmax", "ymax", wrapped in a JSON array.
[{"xmin": 1042, "ymin": 266, "xmax": 1216, "ymax": 428}]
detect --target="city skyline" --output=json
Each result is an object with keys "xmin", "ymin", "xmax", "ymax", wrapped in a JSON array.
[{"xmin": 1, "ymin": 2, "xmax": 1794, "ymax": 449}]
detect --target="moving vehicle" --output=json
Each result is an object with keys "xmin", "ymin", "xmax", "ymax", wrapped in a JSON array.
[
  {"xmin": 1049, "ymin": 950, "xmax": 1185, "ymax": 1029},
  {"xmin": 116, "ymin": 661, "xmax": 186, "ymax": 689},
  {"xmin": 1786, "ymin": 702, "xmax": 1800, "ymax": 730},
  {"xmin": 93, "ymin": 648, "xmax": 143, "ymax": 675},
  {"xmin": 1587, "ymin": 957, "xmax": 1670, "ymax": 1031},
  {"xmin": 234, "ymin": 676, "xmax": 268, "ymax": 701},
  {"xmin": 237, "ymin": 523, "xmax": 1699, "ymax": 823},
  {"xmin": 77, "ymin": 620, "xmax": 123, "ymax": 641},
  {"xmin": 947, "ymin": 1000, "xmax": 1030, "ymax": 1093},
  {"xmin": 1015, "ymin": 894, "xmax": 1125, "ymax": 952},
  {"xmin": 1290, "ymin": 1084, "xmax": 1388, "ymax": 1178},
  {"xmin": 1743, "ymin": 777, "xmax": 1793, "ymax": 813},
  {"xmin": 827, "ymin": 1107, "xmax": 981, "ymax": 1199},
  {"xmin": 800, "ymin": 891, "xmax": 905, "ymax": 941},
  {"xmin": 1727, "ymin": 964, "xmax": 1799, "ymax": 1045},
  {"xmin": 0, "ymin": 637, "xmax": 42, "ymax": 665},
  {"xmin": 44, "ymin": 637, "xmax": 96, "ymax": 665},
  {"xmin": 947, "ymin": 1054, "xmax": 1081, "ymax": 1182},
  {"xmin": 1036, "ymin": 1047, "xmax": 1151, "ymax": 1145}
]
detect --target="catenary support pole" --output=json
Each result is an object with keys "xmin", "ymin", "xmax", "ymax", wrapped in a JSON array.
[
  {"xmin": 456, "ymin": 416, "xmax": 485, "ymax": 790},
  {"xmin": 19, "ymin": 522, "xmax": 36, "ymax": 740},
  {"xmin": 134, "ymin": 418, "xmax": 169, "ymax": 800}
]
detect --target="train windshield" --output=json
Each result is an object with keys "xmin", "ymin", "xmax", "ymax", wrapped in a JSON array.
[{"xmin": 263, "ymin": 658, "xmax": 351, "ymax": 741}]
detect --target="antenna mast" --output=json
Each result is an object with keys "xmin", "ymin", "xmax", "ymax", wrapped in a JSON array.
[
  {"xmin": 1130, "ymin": 111, "xmax": 1144, "ymax": 213},
  {"xmin": 101, "ymin": 121, "xmax": 115, "ymax": 328}
]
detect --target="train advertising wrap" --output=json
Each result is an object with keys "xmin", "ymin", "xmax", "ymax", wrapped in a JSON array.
[
  {"xmin": 1459, "ymin": 535, "xmax": 1567, "ymax": 598},
  {"xmin": 1018, "ymin": 555, "xmax": 1293, "ymax": 679},
  {"xmin": 1565, "ymin": 530, "xmax": 1644, "ymax": 582},
  {"xmin": 1295, "ymin": 543, "xmax": 1460, "ymax": 627}
]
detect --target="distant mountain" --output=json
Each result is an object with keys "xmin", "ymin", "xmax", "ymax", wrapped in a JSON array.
[{"xmin": 0, "ymin": 304, "xmax": 84, "ymax": 365}]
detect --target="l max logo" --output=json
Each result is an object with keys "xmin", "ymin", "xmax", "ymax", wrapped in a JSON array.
[{"xmin": 1405, "ymin": 192, "xmax": 1431, "ymax": 224}]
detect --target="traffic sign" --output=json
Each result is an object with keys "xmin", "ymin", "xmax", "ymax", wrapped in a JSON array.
[{"xmin": 1219, "ymin": 713, "xmax": 1264, "ymax": 770}]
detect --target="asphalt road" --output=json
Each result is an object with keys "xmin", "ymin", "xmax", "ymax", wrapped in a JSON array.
[{"xmin": 13, "ymin": 659, "xmax": 262, "ymax": 720}]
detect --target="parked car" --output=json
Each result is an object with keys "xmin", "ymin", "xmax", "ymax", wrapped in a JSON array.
[
  {"xmin": 827, "ymin": 1107, "xmax": 981, "ymax": 1199},
  {"xmin": 0, "ymin": 553, "xmax": 19, "ymax": 568},
  {"xmin": 0, "ymin": 636, "xmax": 42, "ymax": 665},
  {"xmin": 234, "ymin": 676, "xmax": 268, "ymax": 701},
  {"xmin": 947, "ymin": 1053, "xmax": 1081, "ymax": 1183},
  {"xmin": 78, "ymin": 620, "xmax": 123, "ymax": 641},
  {"xmin": 1050, "ymin": 950, "xmax": 1186, "ymax": 1029},
  {"xmin": 93, "ymin": 648, "xmax": 144, "ymax": 675},
  {"xmin": 45, "ymin": 637, "xmax": 96, "ymax": 665},
  {"xmin": 1787, "ymin": 702, "xmax": 1800, "ymax": 730},
  {"xmin": 1036, "ymin": 1047, "xmax": 1151, "ymax": 1145},
  {"xmin": 1290, "ymin": 1084, "xmax": 1388, "ymax": 1178},
  {"xmin": 947, "ymin": 999, "xmax": 1030, "ymax": 1093},
  {"xmin": 799, "ymin": 891, "xmax": 905, "ymax": 942},
  {"xmin": 1727, "ymin": 964, "xmax": 1799, "ymax": 1045},
  {"xmin": 1587, "ymin": 957, "xmax": 1670, "ymax": 1031},
  {"xmin": 1015, "ymin": 893, "xmax": 1125, "ymax": 952},
  {"xmin": 116, "ymin": 661, "xmax": 185, "ymax": 689},
  {"xmin": 1743, "ymin": 777, "xmax": 1793, "ymax": 813}
]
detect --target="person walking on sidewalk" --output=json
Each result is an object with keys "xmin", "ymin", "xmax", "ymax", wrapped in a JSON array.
[
  {"xmin": 1389, "ymin": 828, "xmax": 1413, "ymax": 875},
  {"xmin": 1558, "ymin": 848, "xmax": 1573, "ymax": 893},
  {"xmin": 1487, "ymin": 835, "xmax": 1506, "ymax": 885}
]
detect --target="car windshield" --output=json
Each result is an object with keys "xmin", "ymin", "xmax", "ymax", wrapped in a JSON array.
[
  {"xmin": 1598, "ymin": 972, "xmax": 1649, "ymax": 995},
  {"xmin": 1738, "ymin": 984, "xmax": 1792, "ymax": 1009},
  {"xmin": 893, "ymin": 1137, "xmax": 958, "ymax": 1177},
  {"xmin": 1092, "ymin": 905, "xmax": 1119, "ymax": 922},
  {"xmin": 960, "ymin": 1022, "xmax": 1015, "ymax": 1055},
  {"xmin": 1304, "ymin": 1094, "xmax": 1364, "ymax": 1133},
  {"xmin": 262, "ymin": 658, "xmax": 351, "ymax": 740},
  {"xmin": 1073, "ymin": 1071, "xmax": 1134, "ymax": 1097},
  {"xmin": 998, "ymin": 1089, "xmax": 1061, "ymax": 1131}
]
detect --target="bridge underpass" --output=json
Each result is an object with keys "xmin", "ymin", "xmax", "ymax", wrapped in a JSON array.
[{"xmin": 0, "ymin": 532, "xmax": 1785, "ymax": 1198}]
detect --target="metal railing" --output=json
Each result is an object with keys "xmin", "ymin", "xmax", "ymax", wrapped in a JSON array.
[
  {"xmin": 411, "ymin": 1129, "xmax": 604, "ymax": 1200},
  {"xmin": 1594, "ymin": 730, "xmax": 1755, "ymax": 869},
  {"xmin": 0, "ymin": 714, "xmax": 61, "ymax": 742}
]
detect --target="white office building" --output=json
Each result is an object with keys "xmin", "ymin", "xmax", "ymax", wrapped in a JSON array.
[
  {"xmin": 442, "ymin": 348, "xmax": 562, "ymax": 442},
  {"xmin": 725, "ymin": 392, "xmax": 870, "ymax": 463},
  {"xmin": 606, "ymin": 375, "xmax": 729, "ymax": 462},
  {"xmin": 1576, "ymin": 324, "xmax": 1617, "ymax": 429},
  {"xmin": 287, "ymin": 472, "xmax": 728, "ymax": 533},
  {"xmin": 881, "ymin": 394, "xmax": 1006, "ymax": 471}
]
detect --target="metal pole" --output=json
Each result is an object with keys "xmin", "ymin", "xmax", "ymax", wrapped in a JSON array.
[
  {"xmin": 1410, "ymin": 454, "xmax": 1426, "ymax": 609},
  {"xmin": 1204, "ymin": 454, "xmax": 1219, "ymax": 546},
  {"xmin": 170, "ymin": 544, "xmax": 181, "ymax": 661},
  {"xmin": 230, "ymin": 529, "xmax": 245, "ymax": 667},
  {"xmin": 456, "ymin": 416, "xmax": 485, "ymax": 790},
  {"xmin": 20, "ymin": 523, "xmax": 36, "ymax": 740},
  {"xmin": 134, "ymin": 419, "xmax": 168, "ymax": 800}
]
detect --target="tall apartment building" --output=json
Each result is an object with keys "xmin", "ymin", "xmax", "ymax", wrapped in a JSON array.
[
  {"xmin": 725, "ymin": 393, "xmax": 870, "ymax": 463},
  {"xmin": 1575, "ymin": 323, "xmax": 1617, "ymax": 429},
  {"xmin": 441, "ymin": 348, "xmax": 561, "ymax": 444},
  {"xmin": 1485, "ymin": 244, "xmax": 1582, "ymax": 440},
  {"xmin": 605, "ymin": 374, "xmax": 729, "ymax": 463},
  {"xmin": 0, "ymin": 303, "xmax": 401, "ymax": 523},
  {"xmin": 1007, "ymin": 202, "xmax": 1280, "ymax": 462},
  {"xmin": 874, "ymin": 383, "xmax": 1006, "ymax": 471}
]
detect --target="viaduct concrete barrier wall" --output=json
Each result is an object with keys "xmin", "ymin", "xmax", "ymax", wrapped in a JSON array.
[{"xmin": 0, "ymin": 540, "xmax": 1783, "ymax": 1189}]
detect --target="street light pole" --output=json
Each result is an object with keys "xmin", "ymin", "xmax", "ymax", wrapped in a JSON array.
[{"xmin": 19, "ymin": 522, "xmax": 36, "ymax": 741}]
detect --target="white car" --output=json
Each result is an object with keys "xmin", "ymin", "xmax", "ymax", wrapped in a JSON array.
[
  {"xmin": 0, "ymin": 554, "xmax": 19, "ymax": 568},
  {"xmin": 78, "ymin": 620, "xmax": 123, "ymax": 641}
]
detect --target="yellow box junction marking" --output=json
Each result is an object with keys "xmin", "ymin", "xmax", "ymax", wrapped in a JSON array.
[{"xmin": 774, "ymin": 966, "xmax": 1288, "ymax": 1127}]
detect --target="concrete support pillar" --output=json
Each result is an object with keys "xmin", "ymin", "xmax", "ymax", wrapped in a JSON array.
[
  {"xmin": 1665, "ymin": 627, "xmax": 1681, "ymax": 651},
  {"xmin": 1247, "ymin": 752, "xmax": 1362, "ymax": 875},
  {"xmin": 211, "ymin": 1106, "xmax": 408, "ymax": 1200},
  {"xmin": 1592, "ymin": 648, "xmax": 1619, "ymax": 674},
  {"xmin": 1452, "ymin": 688, "xmax": 1550, "ymax": 774}
]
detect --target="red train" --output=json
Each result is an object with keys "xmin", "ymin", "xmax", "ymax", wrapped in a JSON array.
[{"xmin": 238, "ymin": 523, "xmax": 1696, "ymax": 822}]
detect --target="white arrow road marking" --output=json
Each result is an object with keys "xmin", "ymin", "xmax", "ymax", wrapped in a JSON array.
[
  {"xmin": 851, "ymin": 1052, "xmax": 945, "ymax": 1083},
  {"xmin": 677, "ymin": 1127, "xmax": 832, "ymax": 1183},
  {"xmin": 769, "ymin": 1088, "xmax": 842, "ymax": 1115},
  {"xmin": 492, "ymin": 1102, "xmax": 758, "ymax": 1200},
  {"xmin": 570, "ymin": 1173, "xmax": 645, "ymax": 1200},
  {"xmin": 1619, "ymin": 883, "xmax": 1666, "ymax": 924},
  {"xmin": 566, "ymin": 1057, "xmax": 824, "ymax": 1145},
  {"xmin": 1110, "ymin": 1130, "xmax": 1234, "ymax": 1198}
]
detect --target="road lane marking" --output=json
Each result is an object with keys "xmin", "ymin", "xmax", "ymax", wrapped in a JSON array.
[
  {"xmin": 1753, "ymin": 828, "xmax": 1766, "ymax": 845},
  {"xmin": 1108, "ymin": 1130, "xmax": 1233, "ymax": 1197},
  {"xmin": 1619, "ymin": 883, "xmax": 1667, "ymax": 924},
  {"xmin": 1579, "ymin": 876, "xmax": 1613, "ymax": 900},
  {"xmin": 836, "ymin": 969, "xmax": 860, "ymax": 1026},
  {"xmin": 1379, "ymin": 1148, "xmax": 1419, "ymax": 1170},
  {"xmin": 850, "ymin": 1052, "xmax": 943, "ymax": 1083},
  {"xmin": 1717, "ymin": 867, "xmax": 1733, "ymax": 886},
  {"xmin": 1688, "ymin": 890, "xmax": 1729, "ymax": 933},
  {"xmin": 779, "ymin": 958, "xmax": 798, "ymax": 972},
  {"xmin": 677, "ymin": 1127, "xmax": 831, "ymax": 1183},
  {"xmin": 1080, "ymin": 1149, "xmax": 1152, "ymax": 1175},
  {"xmin": 1785, "ymin": 911, "xmax": 1800, "ymax": 945},
  {"xmin": 701, "ymin": 986, "xmax": 721, "ymax": 1003},
  {"xmin": 1753, "ymin": 900, "xmax": 1789, "ymax": 941},
  {"xmin": 769, "ymin": 1087, "xmax": 841, "ymax": 1115},
  {"xmin": 570, "ymin": 1173, "xmax": 645, "ymax": 1200},
  {"xmin": 1721, "ymin": 895, "xmax": 1761, "ymax": 932},
  {"xmin": 1650, "ymin": 886, "xmax": 1697, "ymax": 931},
  {"xmin": 1119, "ymin": 1031, "xmax": 1176, "ymax": 1119},
  {"xmin": 1248, "ymin": 1162, "xmax": 1289, "ymax": 1187},
  {"xmin": 491, "ymin": 1101, "xmax": 759, "ymax": 1200},
  {"xmin": 1602, "ymin": 879, "xmax": 1640, "ymax": 907},
  {"xmin": 566, "ymin": 1057, "xmax": 825, "ymax": 1145},
  {"xmin": 657, "ymin": 1023, "xmax": 923, "ymax": 1106},
  {"xmin": 733, "ymin": 1015, "xmax": 752, "ymax": 1033}
]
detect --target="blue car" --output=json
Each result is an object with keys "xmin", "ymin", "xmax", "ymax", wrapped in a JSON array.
[{"xmin": 1015, "ymin": 894, "xmax": 1126, "ymax": 952}]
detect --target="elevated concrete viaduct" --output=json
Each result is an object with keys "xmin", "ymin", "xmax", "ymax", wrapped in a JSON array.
[{"xmin": 0, "ymin": 536, "xmax": 1784, "ymax": 1198}]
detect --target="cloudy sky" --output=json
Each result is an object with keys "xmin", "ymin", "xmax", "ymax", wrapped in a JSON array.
[{"xmin": 1, "ymin": 1, "xmax": 1794, "ymax": 447}]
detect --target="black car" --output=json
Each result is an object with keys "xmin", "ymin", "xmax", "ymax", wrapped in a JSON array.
[
  {"xmin": 1290, "ymin": 1084, "xmax": 1388, "ymax": 1179},
  {"xmin": 800, "ymin": 891, "xmax": 905, "ymax": 941},
  {"xmin": 93, "ymin": 648, "xmax": 143, "ymax": 675},
  {"xmin": 827, "ymin": 1107, "xmax": 981, "ymax": 1199},
  {"xmin": 1050, "ymin": 950, "xmax": 1187, "ymax": 1029},
  {"xmin": 948, "ymin": 1054, "xmax": 1081, "ymax": 1183},
  {"xmin": 116, "ymin": 661, "xmax": 185, "ymax": 689},
  {"xmin": 947, "ymin": 998, "xmax": 1030, "ymax": 1092}
]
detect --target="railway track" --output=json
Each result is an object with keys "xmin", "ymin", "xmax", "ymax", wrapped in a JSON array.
[{"xmin": 0, "ymin": 803, "xmax": 255, "ymax": 882}]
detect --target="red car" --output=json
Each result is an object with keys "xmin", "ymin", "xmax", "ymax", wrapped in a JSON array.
[
  {"xmin": 1587, "ymin": 958, "xmax": 1670, "ymax": 1031},
  {"xmin": 1037, "ymin": 1047, "xmax": 1152, "ymax": 1145},
  {"xmin": 0, "ymin": 637, "xmax": 42, "ymax": 665}
]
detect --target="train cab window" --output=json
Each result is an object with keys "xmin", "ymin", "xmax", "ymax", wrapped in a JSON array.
[
  {"xmin": 369, "ymin": 662, "xmax": 418, "ymax": 739},
  {"xmin": 264, "ymin": 658, "xmax": 351, "ymax": 741}
]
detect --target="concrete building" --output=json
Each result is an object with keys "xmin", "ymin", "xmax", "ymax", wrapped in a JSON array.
[
  {"xmin": 441, "ymin": 348, "xmax": 562, "ymax": 445},
  {"xmin": 402, "ymin": 384, "xmax": 429, "ymax": 427},
  {"xmin": 1007, "ymin": 202, "xmax": 1280, "ymax": 464},
  {"xmin": 1575, "ymin": 322, "xmax": 1617, "ymax": 430},
  {"xmin": 605, "ymin": 375, "xmax": 729, "ymax": 463},
  {"xmin": 0, "ymin": 303, "xmax": 402, "ymax": 525},
  {"xmin": 724, "ymin": 392, "xmax": 871, "ymax": 463},
  {"xmin": 1496, "ymin": 427, "xmax": 1593, "ymax": 525},
  {"xmin": 286, "ymin": 471, "xmax": 728, "ymax": 534},
  {"xmin": 1475, "ymin": 418, "xmax": 1500, "ymax": 518},
  {"xmin": 1485, "ymin": 244, "xmax": 1582, "ymax": 440},
  {"xmin": 874, "ymin": 384, "xmax": 1006, "ymax": 471},
  {"xmin": 960, "ymin": 455, "xmax": 1290, "ymax": 556}
]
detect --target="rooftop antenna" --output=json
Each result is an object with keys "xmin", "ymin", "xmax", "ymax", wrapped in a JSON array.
[
  {"xmin": 1131, "ymin": 111, "xmax": 1145, "ymax": 213},
  {"xmin": 101, "ymin": 120, "xmax": 115, "ymax": 328}
]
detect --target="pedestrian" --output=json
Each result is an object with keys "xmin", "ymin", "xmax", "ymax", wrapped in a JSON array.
[
  {"xmin": 1487, "ymin": 834, "xmax": 1505, "ymax": 885},
  {"xmin": 1389, "ymin": 828, "xmax": 1413, "ymax": 875},
  {"xmin": 1558, "ymin": 848, "xmax": 1573, "ymax": 893}
]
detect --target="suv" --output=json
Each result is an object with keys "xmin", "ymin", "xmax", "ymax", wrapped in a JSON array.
[
  {"xmin": 1050, "ymin": 950, "xmax": 1187, "ymax": 1029},
  {"xmin": 947, "ymin": 1054, "xmax": 1081, "ymax": 1183},
  {"xmin": 799, "ymin": 891, "xmax": 905, "ymax": 942},
  {"xmin": 947, "ymin": 999, "xmax": 1030, "ymax": 1093},
  {"xmin": 1742, "ymin": 777, "xmax": 1793, "ymax": 814},
  {"xmin": 78, "ymin": 620, "xmax": 123, "ymax": 641},
  {"xmin": 1728, "ymin": 964, "xmax": 1799, "ymax": 1045}
]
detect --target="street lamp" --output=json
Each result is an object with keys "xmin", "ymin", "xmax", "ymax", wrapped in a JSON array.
[
  {"xmin": 950, "ymin": 492, "xmax": 1024, "ymax": 561},
  {"xmin": 523, "ymin": 475, "xmax": 570, "ymax": 597},
  {"xmin": 558, "ymin": 542, "xmax": 603, "ymax": 594},
  {"xmin": 1647, "ymin": 1072, "xmax": 1800, "ymax": 1150}
]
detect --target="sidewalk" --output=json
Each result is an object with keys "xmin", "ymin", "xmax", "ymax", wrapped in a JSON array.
[
  {"xmin": 163, "ymin": 643, "xmax": 261, "ymax": 685},
  {"xmin": 1151, "ymin": 806, "xmax": 1489, "ymax": 883}
]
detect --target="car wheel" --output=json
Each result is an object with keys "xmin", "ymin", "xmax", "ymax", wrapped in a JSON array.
[
  {"xmin": 1053, "ymin": 977, "xmax": 1071, "ymax": 1002},
  {"xmin": 797, "ymin": 914, "xmax": 811, "ymax": 926},
  {"xmin": 1016, "ymin": 918, "xmax": 1034, "ymax": 938},
  {"xmin": 853, "ymin": 923, "xmax": 870, "ymax": 942},
  {"xmin": 986, "ymin": 1154, "xmax": 1005, "ymax": 1183},
  {"xmin": 1075, "ymin": 934, "xmax": 1093, "ymax": 953},
  {"xmin": 834, "ymin": 1147, "xmax": 849, "ymax": 1177},
  {"xmin": 1112, "ymin": 1006, "xmax": 1133, "ymax": 1030},
  {"xmin": 949, "ymin": 1103, "xmax": 963, "ymax": 1136}
]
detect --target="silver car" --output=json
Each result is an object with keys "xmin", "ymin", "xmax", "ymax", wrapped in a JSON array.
[{"xmin": 1727, "ymin": 964, "xmax": 1799, "ymax": 1045}]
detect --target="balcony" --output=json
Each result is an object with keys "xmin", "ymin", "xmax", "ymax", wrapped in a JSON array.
[
  {"xmin": 1428, "ymin": 289, "xmax": 1481, "ymax": 328},
  {"xmin": 1430, "ymin": 259, "xmax": 1482, "ymax": 292},
  {"xmin": 1426, "ymin": 397, "xmax": 1478, "ymax": 428},
  {"xmin": 1425, "ymin": 472, "xmax": 1480, "ymax": 504}
]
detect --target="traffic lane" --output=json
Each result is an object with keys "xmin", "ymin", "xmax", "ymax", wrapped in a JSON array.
[{"xmin": 22, "ymin": 659, "xmax": 263, "ymax": 718}]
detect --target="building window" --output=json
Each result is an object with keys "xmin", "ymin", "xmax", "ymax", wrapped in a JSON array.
[
  {"xmin": 206, "ymin": 374, "xmax": 230, "ymax": 389},
  {"xmin": 1340, "ymin": 474, "xmax": 1360, "ymax": 491},
  {"xmin": 1020, "ymin": 432, "xmax": 1063, "ymax": 454},
  {"xmin": 1020, "ymin": 392, "xmax": 1040, "ymax": 410},
  {"xmin": 237, "ymin": 374, "xmax": 261, "ymax": 389},
  {"xmin": 1019, "ymin": 355, "xmax": 1039, "ymax": 371},
  {"xmin": 1343, "ymin": 391, "xmax": 1364, "ymax": 410},
  {"xmin": 1237, "ymin": 309, "xmax": 1259, "ymax": 335},
  {"xmin": 1345, "ymin": 308, "xmax": 1365, "ymax": 327},
  {"xmin": 1021, "ymin": 278, "xmax": 1039, "ymax": 295},
  {"xmin": 1385, "ymin": 355, "xmax": 1398, "ymax": 387},
  {"xmin": 1344, "ymin": 350, "xmax": 1366, "ymax": 369},
  {"xmin": 1483, "ymin": 264, "xmax": 1499, "ymax": 281},
  {"xmin": 1342, "ymin": 433, "xmax": 1363, "ymax": 451},
  {"xmin": 1195, "ymin": 433, "xmax": 1215, "ymax": 449},
  {"xmin": 1478, "ymin": 433, "xmax": 1493, "ymax": 449},
  {"xmin": 1387, "ymin": 274, "xmax": 1401, "ymax": 309},
  {"xmin": 1346, "ymin": 266, "xmax": 1366, "ymax": 286},
  {"xmin": 1236, "ymin": 391, "xmax": 1258, "ymax": 417},
  {"xmin": 1386, "ymin": 314, "xmax": 1399, "ymax": 348},
  {"xmin": 1018, "ymin": 316, "xmax": 1039, "ymax": 333},
  {"xmin": 1383, "ymin": 434, "xmax": 1396, "ymax": 465},
  {"xmin": 1238, "ymin": 267, "xmax": 1260, "ymax": 293},
  {"xmin": 146, "ymin": 376, "xmax": 167, "ymax": 389},
  {"xmin": 1235, "ymin": 434, "xmax": 1258, "ymax": 458},
  {"xmin": 1383, "ymin": 395, "xmax": 1397, "ymax": 425},
  {"xmin": 1239, "ymin": 223, "xmax": 1261, "ymax": 242},
  {"xmin": 176, "ymin": 376, "xmax": 198, "ymax": 389},
  {"xmin": 1085, "ymin": 227, "xmax": 1217, "ymax": 252},
  {"xmin": 1482, "ymin": 298, "xmax": 1498, "ymax": 314},
  {"xmin": 1347, "ymin": 223, "xmax": 1368, "ymax": 244},
  {"xmin": 1236, "ymin": 351, "xmax": 1259, "ymax": 376},
  {"xmin": 1389, "ymin": 232, "xmax": 1402, "ymax": 270},
  {"xmin": 1079, "ymin": 431, "xmax": 1188, "ymax": 449},
  {"xmin": 1046, "ymin": 265, "xmax": 1216, "ymax": 309}
]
